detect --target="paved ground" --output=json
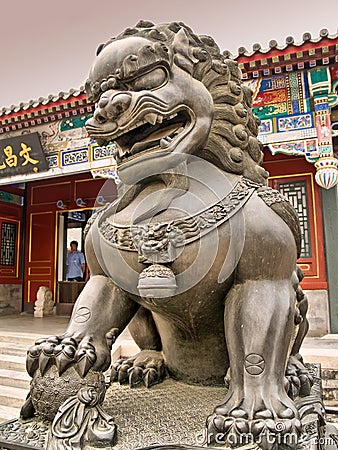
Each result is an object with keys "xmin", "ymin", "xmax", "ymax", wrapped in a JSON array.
[{"xmin": 0, "ymin": 314, "xmax": 69, "ymax": 337}]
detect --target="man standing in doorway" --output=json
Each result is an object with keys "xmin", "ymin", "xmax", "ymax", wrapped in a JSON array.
[{"xmin": 66, "ymin": 240, "xmax": 85, "ymax": 281}]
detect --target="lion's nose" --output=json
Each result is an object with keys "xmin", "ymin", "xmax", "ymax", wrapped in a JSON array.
[{"xmin": 94, "ymin": 92, "xmax": 132, "ymax": 124}]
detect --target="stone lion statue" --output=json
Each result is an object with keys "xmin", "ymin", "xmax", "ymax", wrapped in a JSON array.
[
  {"xmin": 24, "ymin": 21, "xmax": 314, "ymax": 448},
  {"xmin": 34, "ymin": 286, "xmax": 54, "ymax": 317}
]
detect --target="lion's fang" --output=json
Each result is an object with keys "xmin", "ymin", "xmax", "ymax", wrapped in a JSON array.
[
  {"xmin": 160, "ymin": 138, "xmax": 171, "ymax": 148},
  {"xmin": 144, "ymin": 113, "xmax": 158, "ymax": 125}
]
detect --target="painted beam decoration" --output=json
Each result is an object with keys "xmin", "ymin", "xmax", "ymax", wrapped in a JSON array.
[
  {"xmin": 0, "ymin": 132, "xmax": 48, "ymax": 178},
  {"xmin": 268, "ymin": 139, "xmax": 319, "ymax": 163},
  {"xmin": 248, "ymin": 72, "xmax": 311, "ymax": 119},
  {"xmin": 245, "ymin": 65, "xmax": 338, "ymax": 189}
]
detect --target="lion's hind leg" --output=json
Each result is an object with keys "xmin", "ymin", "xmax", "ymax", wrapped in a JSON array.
[{"xmin": 286, "ymin": 266, "xmax": 313, "ymax": 398}]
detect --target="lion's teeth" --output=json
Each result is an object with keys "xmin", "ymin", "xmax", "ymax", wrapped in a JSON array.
[
  {"xmin": 144, "ymin": 113, "xmax": 158, "ymax": 125},
  {"xmin": 157, "ymin": 116, "xmax": 163, "ymax": 124},
  {"xmin": 160, "ymin": 138, "xmax": 171, "ymax": 149},
  {"xmin": 118, "ymin": 146, "xmax": 127, "ymax": 157}
]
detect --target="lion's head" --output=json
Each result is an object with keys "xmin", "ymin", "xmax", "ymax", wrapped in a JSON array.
[{"xmin": 85, "ymin": 21, "xmax": 268, "ymax": 185}]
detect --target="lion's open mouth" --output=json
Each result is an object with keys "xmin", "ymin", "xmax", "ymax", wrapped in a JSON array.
[
  {"xmin": 115, "ymin": 109, "xmax": 192, "ymax": 164},
  {"xmin": 119, "ymin": 110, "xmax": 188, "ymax": 156},
  {"xmin": 88, "ymin": 108, "xmax": 193, "ymax": 164}
]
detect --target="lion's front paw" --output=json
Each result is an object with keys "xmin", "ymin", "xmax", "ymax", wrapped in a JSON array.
[
  {"xmin": 110, "ymin": 350, "xmax": 166, "ymax": 388},
  {"xmin": 26, "ymin": 328, "xmax": 119, "ymax": 378},
  {"xmin": 286, "ymin": 354, "xmax": 313, "ymax": 399},
  {"xmin": 206, "ymin": 385, "xmax": 301, "ymax": 447}
]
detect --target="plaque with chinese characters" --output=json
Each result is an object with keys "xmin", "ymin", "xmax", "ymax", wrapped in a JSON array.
[{"xmin": 0, "ymin": 132, "xmax": 48, "ymax": 178}]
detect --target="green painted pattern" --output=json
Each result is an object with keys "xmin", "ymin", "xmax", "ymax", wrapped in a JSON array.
[
  {"xmin": 254, "ymin": 99, "xmax": 311, "ymax": 120},
  {"xmin": 60, "ymin": 114, "xmax": 93, "ymax": 131}
]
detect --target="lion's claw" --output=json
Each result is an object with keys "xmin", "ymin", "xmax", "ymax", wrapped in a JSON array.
[
  {"xmin": 55, "ymin": 353, "xmax": 73, "ymax": 375},
  {"xmin": 111, "ymin": 350, "xmax": 165, "ymax": 388},
  {"xmin": 143, "ymin": 367, "xmax": 160, "ymax": 388},
  {"xmin": 115, "ymin": 361, "xmax": 133, "ymax": 384},
  {"xmin": 75, "ymin": 350, "xmax": 97, "ymax": 377},
  {"xmin": 128, "ymin": 366, "xmax": 144, "ymax": 386},
  {"xmin": 208, "ymin": 383, "xmax": 301, "ymax": 447},
  {"xmin": 38, "ymin": 342, "xmax": 56, "ymax": 375},
  {"xmin": 26, "ymin": 345, "xmax": 40, "ymax": 376},
  {"xmin": 26, "ymin": 333, "xmax": 110, "ymax": 378},
  {"xmin": 54, "ymin": 344, "xmax": 76, "ymax": 374},
  {"xmin": 38, "ymin": 353, "xmax": 53, "ymax": 376}
]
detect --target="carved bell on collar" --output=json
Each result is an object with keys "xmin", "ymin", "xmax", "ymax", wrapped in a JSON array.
[{"xmin": 137, "ymin": 264, "xmax": 177, "ymax": 298}]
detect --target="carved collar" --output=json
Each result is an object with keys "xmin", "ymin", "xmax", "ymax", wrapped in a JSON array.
[{"xmin": 97, "ymin": 177, "xmax": 260, "ymax": 264}]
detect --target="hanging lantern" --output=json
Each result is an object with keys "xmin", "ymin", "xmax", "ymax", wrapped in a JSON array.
[{"xmin": 314, "ymin": 156, "xmax": 338, "ymax": 189}]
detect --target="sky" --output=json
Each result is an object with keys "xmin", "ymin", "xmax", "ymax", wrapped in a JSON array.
[{"xmin": 1, "ymin": 0, "xmax": 337, "ymax": 108}]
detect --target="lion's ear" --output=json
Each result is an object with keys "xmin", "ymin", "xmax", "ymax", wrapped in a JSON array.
[{"xmin": 173, "ymin": 28, "xmax": 199, "ymax": 74}]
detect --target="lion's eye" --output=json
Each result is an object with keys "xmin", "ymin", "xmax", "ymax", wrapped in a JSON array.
[{"xmin": 130, "ymin": 68, "xmax": 167, "ymax": 91}]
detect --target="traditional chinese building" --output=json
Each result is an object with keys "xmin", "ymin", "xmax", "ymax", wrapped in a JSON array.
[
  {"xmin": 231, "ymin": 28, "xmax": 338, "ymax": 335},
  {"xmin": 0, "ymin": 29, "xmax": 337, "ymax": 335}
]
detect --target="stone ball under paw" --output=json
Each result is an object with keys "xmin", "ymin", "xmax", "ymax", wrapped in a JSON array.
[{"xmin": 30, "ymin": 365, "xmax": 106, "ymax": 421}]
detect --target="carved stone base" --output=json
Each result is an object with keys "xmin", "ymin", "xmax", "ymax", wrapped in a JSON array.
[{"xmin": 0, "ymin": 364, "xmax": 336, "ymax": 450}]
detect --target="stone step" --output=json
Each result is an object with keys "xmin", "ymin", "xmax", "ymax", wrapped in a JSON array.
[
  {"xmin": 0, "ymin": 343, "xmax": 29, "ymax": 357},
  {"xmin": 303, "ymin": 351, "xmax": 338, "ymax": 370},
  {"xmin": 322, "ymin": 368, "xmax": 338, "ymax": 380},
  {"xmin": 0, "ymin": 333, "xmax": 39, "ymax": 347},
  {"xmin": 323, "ymin": 379, "xmax": 338, "ymax": 388},
  {"xmin": 0, "ymin": 385, "xmax": 27, "ymax": 409},
  {"xmin": 0, "ymin": 338, "xmax": 33, "ymax": 423},
  {"xmin": 0, "ymin": 369, "xmax": 30, "ymax": 390},
  {"xmin": 0, "ymin": 405, "xmax": 20, "ymax": 423},
  {"xmin": 0, "ymin": 354, "xmax": 26, "ymax": 372}
]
